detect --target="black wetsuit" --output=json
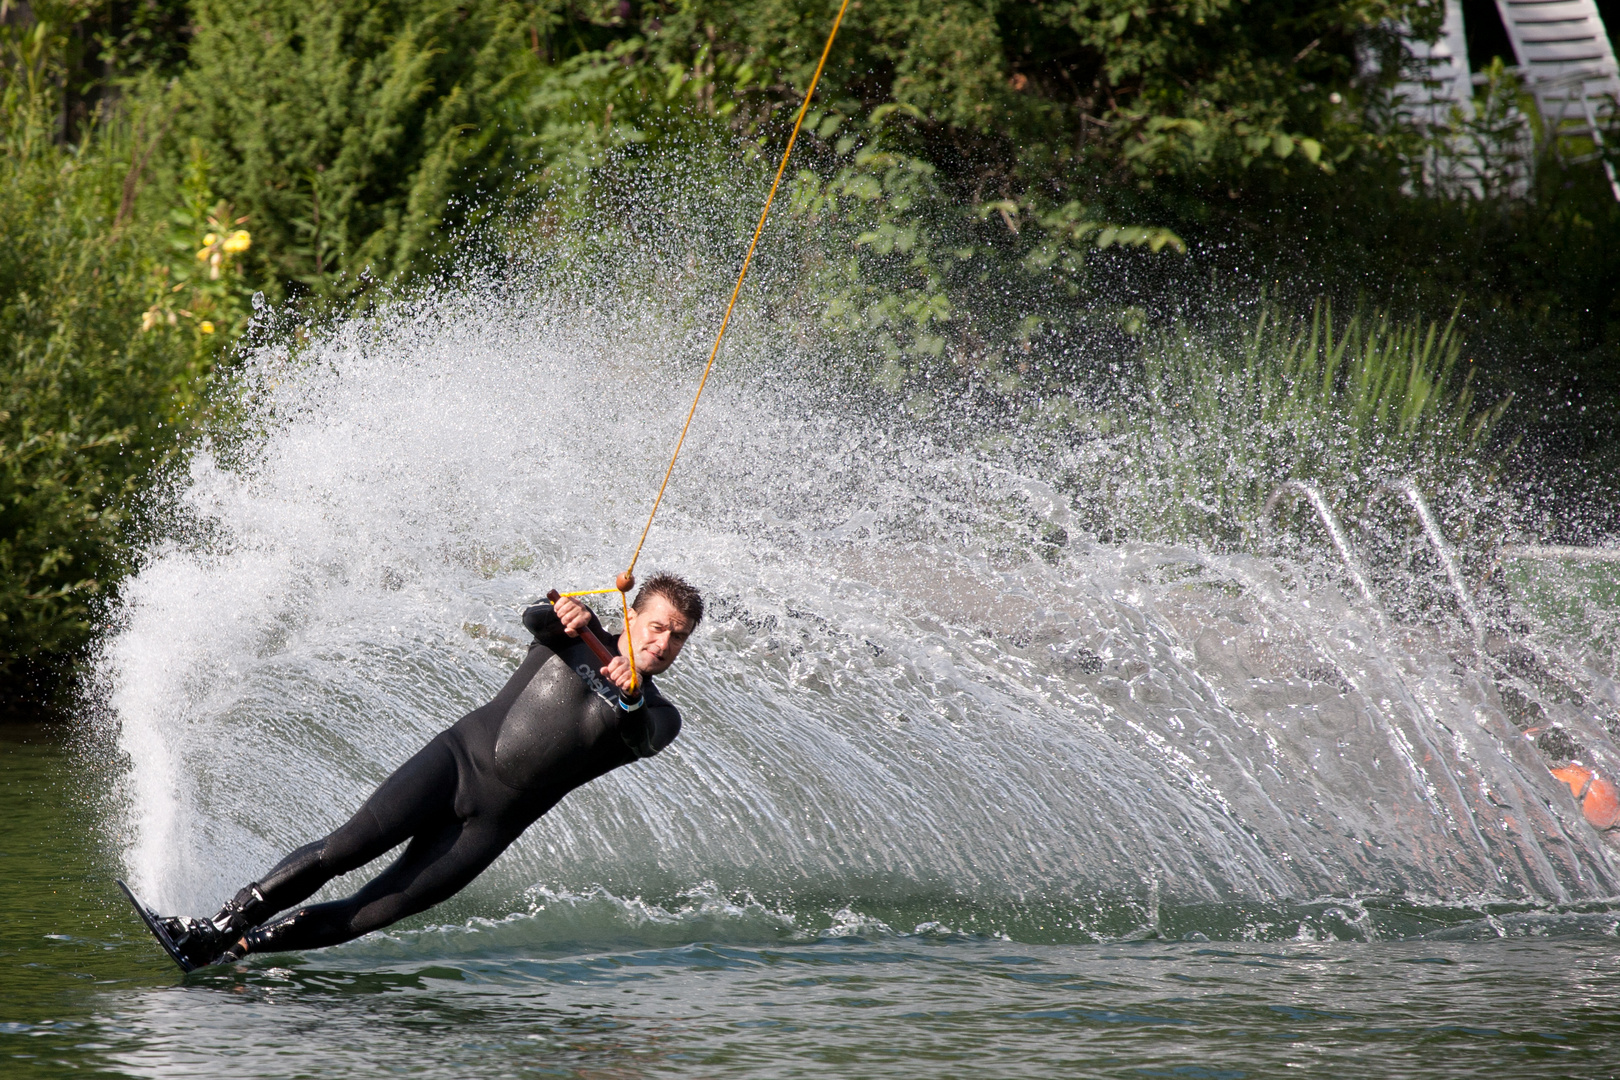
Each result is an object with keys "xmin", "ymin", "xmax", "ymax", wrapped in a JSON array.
[{"xmin": 239, "ymin": 602, "xmax": 680, "ymax": 954}]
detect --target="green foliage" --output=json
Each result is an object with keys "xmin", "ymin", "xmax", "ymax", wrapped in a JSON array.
[
  {"xmin": 770, "ymin": 111, "xmax": 1189, "ymax": 372},
  {"xmin": 478, "ymin": 0, "xmax": 1617, "ymax": 403},
  {"xmin": 172, "ymin": 0, "xmax": 536, "ymax": 295},
  {"xmin": 150, "ymin": 0, "xmax": 1442, "ymax": 306},
  {"xmin": 87, "ymin": 0, "xmax": 194, "ymax": 77},
  {"xmin": 139, "ymin": 139, "xmax": 260, "ymax": 340},
  {"xmin": 1088, "ymin": 303, "xmax": 1510, "ymax": 546},
  {"xmin": 635, "ymin": 0, "xmax": 1406, "ymax": 184},
  {"xmin": 2, "ymin": 0, "xmax": 1618, "ymax": 695},
  {"xmin": 513, "ymin": 34, "xmax": 756, "ymax": 192},
  {"xmin": 105, "ymin": 0, "xmax": 1620, "ymax": 391},
  {"xmin": 0, "ymin": 15, "xmax": 215, "ymax": 687}
]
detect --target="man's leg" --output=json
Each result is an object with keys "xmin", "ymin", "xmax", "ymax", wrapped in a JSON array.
[
  {"xmin": 236, "ymin": 814, "xmax": 514, "ymax": 954},
  {"xmin": 166, "ymin": 732, "xmax": 463, "ymax": 965},
  {"xmin": 252, "ymin": 731, "xmax": 464, "ymax": 911}
]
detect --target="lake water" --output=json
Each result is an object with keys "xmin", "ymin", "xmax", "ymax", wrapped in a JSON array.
[{"xmin": 6, "ymin": 728, "xmax": 1620, "ymax": 1079}]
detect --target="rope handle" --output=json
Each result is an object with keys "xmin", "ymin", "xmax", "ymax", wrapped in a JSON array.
[{"xmin": 546, "ymin": 587, "xmax": 639, "ymax": 694}]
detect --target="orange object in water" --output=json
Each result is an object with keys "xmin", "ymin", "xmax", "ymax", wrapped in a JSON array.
[{"xmin": 1550, "ymin": 765, "xmax": 1620, "ymax": 830}]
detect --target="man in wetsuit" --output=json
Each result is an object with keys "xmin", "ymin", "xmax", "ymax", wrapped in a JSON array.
[{"xmin": 151, "ymin": 573, "xmax": 702, "ymax": 969}]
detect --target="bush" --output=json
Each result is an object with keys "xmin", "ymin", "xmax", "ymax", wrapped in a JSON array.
[
  {"xmin": 0, "ymin": 21, "xmax": 228, "ymax": 696},
  {"xmin": 172, "ymin": 0, "xmax": 538, "ymax": 297}
]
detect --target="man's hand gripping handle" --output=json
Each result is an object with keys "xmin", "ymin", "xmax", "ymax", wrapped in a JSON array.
[{"xmin": 547, "ymin": 589, "xmax": 616, "ymax": 667}]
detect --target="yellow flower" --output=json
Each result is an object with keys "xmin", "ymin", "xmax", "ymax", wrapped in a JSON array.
[
  {"xmin": 203, "ymin": 232, "xmax": 219, "ymax": 246},
  {"xmin": 199, "ymin": 321, "xmax": 216, "ymax": 334},
  {"xmin": 222, "ymin": 230, "xmax": 251, "ymax": 254},
  {"xmin": 196, "ymin": 247, "xmax": 211, "ymax": 261}
]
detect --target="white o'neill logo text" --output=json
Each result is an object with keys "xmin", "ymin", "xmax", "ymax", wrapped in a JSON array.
[{"xmin": 575, "ymin": 662, "xmax": 616, "ymax": 702}]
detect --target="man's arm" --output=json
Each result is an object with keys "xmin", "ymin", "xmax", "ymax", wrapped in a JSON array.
[
  {"xmin": 529, "ymin": 596, "xmax": 665, "ymax": 729},
  {"xmin": 618, "ymin": 691, "xmax": 682, "ymax": 758},
  {"xmin": 522, "ymin": 597, "xmax": 610, "ymax": 653}
]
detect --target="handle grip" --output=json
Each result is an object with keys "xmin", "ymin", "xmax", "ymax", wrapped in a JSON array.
[{"xmin": 547, "ymin": 589, "xmax": 617, "ymax": 667}]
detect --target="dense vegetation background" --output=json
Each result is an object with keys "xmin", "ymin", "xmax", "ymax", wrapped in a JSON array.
[{"xmin": 3, "ymin": 0, "xmax": 1618, "ymax": 708}]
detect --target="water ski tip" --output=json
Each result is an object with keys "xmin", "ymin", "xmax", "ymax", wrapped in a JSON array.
[{"xmin": 116, "ymin": 879, "xmax": 197, "ymax": 973}]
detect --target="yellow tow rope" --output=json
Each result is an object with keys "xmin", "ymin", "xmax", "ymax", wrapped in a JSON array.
[{"xmin": 555, "ymin": 0, "xmax": 853, "ymax": 692}]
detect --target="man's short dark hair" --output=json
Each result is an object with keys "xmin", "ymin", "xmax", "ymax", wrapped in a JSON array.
[{"xmin": 632, "ymin": 572, "xmax": 704, "ymax": 628}]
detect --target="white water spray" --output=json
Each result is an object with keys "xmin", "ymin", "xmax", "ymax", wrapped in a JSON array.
[{"xmin": 91, "ymin": 269, "xmax": 1620, "ymax": 939}]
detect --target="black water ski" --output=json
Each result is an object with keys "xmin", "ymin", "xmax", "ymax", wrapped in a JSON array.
[{"xmin": 116, "ymin": 879, "xmax": 197, "ymax": 973}]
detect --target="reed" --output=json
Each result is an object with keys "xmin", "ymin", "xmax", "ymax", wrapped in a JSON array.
[{"xmin": 1089, "ymin": 301, "xmax": 1511, "ymax": 548}]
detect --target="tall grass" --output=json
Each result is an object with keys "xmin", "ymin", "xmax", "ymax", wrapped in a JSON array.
[{"xmin": 1081, "ymin": 302, "xmax": 1511, "ymax": 548}]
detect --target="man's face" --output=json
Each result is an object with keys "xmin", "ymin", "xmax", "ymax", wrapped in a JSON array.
[{"xmin": 626, "ymin": 594, "xmax": 694, "ymax": 676}]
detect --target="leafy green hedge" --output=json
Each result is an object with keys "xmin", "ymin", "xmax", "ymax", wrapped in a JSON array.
[
  {"xmin": 0, "ymin": 11, "xmax": 255, "ymax": 696},
  {"xmin": 147, "ymin": 0, "xmax": 1620, "ymax": 375},
  {"xmin": 0, "ymin": 100, "xmax": 215, "ymax": 686}
]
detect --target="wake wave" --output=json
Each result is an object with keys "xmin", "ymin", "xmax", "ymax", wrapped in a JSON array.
[{"xmin": 300, "ymin": 883, "xmax": 1620, "ymax": 956}]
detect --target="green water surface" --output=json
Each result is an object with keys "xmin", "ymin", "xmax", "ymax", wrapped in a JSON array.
[{"xmin": 4, "ymin": 726, "xmax": 1620, "ymax": 1079}]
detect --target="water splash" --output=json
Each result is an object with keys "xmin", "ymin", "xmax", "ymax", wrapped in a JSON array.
[{"xmin": 88, "ymin": 264, "xmax": 1620, "ymax": 933}]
